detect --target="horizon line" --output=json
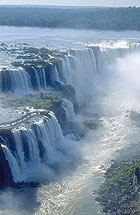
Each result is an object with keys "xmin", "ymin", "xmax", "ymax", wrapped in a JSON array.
[{"xmin": 0, "ymin": 4, "xmax": 137, "ymax": 8}]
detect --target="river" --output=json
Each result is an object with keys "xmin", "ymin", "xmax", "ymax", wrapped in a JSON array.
[{"xmin": 0, "ymin": 26, "xmax": 140, "ymax": 215}]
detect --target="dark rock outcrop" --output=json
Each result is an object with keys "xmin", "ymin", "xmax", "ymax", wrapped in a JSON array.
[
  {"xmin": 54, "ymin": 84, "xmax": 79, "ymax": 114},
  {"xmin": 0, "ymin": 70, "xmax": 13, "ymax": 92},
  {"xmin": 0, "ymin": 129, "xmax": 16, "ymax": 152},
  {"xmin": 0, "ymin": 143, "xmax": 13, "ymax": 189},
  {"xmin": 135, "ymin": 166, "xmax": 140, "ymax": 184}
]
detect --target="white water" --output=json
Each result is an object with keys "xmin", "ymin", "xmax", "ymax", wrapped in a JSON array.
[
  {"xmin": 2, "ymin": 68, "xmax": 140, "ymax": 214},
  {"xmin": 30, "ymin": 50, "xmax": 140, "ymax": 215},
  {"xmin": 0, "ymin": 49, "xmax": 140, "ymax": 215},
  {"xmin": 12, "ymin": 68, "xmax": 32, "ymax": 94},
  {"xmin": 32, "ymin": 67, "xmax": 48, "ymax": 90},
  {"xmin": 1, "ymin": 40, "xmax": 140, "ymax": 96},
  {"xmin": 0, "ymin": 67, "xmax": 32, "ymax": 94},
  {"xmin": 1, "ymin": 26, "xmax": 140, "ymax": 48},
  {"xmin": 56, "ymin": 44, "xmax": 140, "ymax": 104},
  {"xmin": 62, "ymin": 99, "xmax": 75, "ymax": 122},
  {"xmin": 58, "ymin": 49, "xmax": 97, "ymax": 103},
  {"xmin": 1, "ymin": 27, "xmax": 140, "ymax": 215},
  {"xmin": 3, "ymin": 112, "xmax": 80, "ymax": 183}
]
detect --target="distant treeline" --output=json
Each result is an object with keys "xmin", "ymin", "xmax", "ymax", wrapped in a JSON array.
[{"xmin": 0, "ymin": 6, "xmax": 140, "ymax": 30}]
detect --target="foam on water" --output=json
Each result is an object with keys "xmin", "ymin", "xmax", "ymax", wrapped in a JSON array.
[{"xmin": 1, "ymin": 27, "xmax": 140, "ymax": 215}]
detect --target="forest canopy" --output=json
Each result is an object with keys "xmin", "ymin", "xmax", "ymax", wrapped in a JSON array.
[{"xmin": 0, "ymin": 6, "xmax": 139, "ymax": 30}]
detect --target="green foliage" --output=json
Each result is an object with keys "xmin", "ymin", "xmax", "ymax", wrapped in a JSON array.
[
  {"xmin": 136, "ymin": 193, "xmax": 140, "ymax": 214},
  {"xmin": 96, "ymin": 161, "xmax": 140, "ymax": 214},
  {"xmin": 84, "ymin": 121, "xmax": 98, "ymax": 130},
  {"xmin": 11, "ymin": 61, "xmax": 25, "ymax": 67},
  {"xmin": 3, "ymin": 93, "xmax": 60, "ymax": 111},
  {"xmin": 0, "ymin": 7, "xmax": 140, "ymax": 30},
  {"xmin": 32, "ymin": 96, "xmax": 60, "ymax": 110},
  {"xmin": 11, "ymin": 47, "xmax": 66, "ymax": 68},
  {"xmin": 102, "ymin": 161, "xmax": 140, "ymax": 195},
  {"xmin": 2, "ymin": 92, "xmax": 68, "ymax": 131},
  {"xmin": 104, "ymin": 164, "xmax": 132, "ymax": 193}
]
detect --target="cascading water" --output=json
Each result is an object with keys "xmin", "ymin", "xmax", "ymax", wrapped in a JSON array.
[
  {"xmin": 32, "ymin": 67, "xmax": 48, "ymax": 90},
  {"xmin": 51, "ymin": 66, "xmax": 61, "ymax": 84},
  {"xmin": 57, "ymin": 48, "xmax": 98, "ymax": 103},
  {"xmin": 1, "ymin": 112, "xmax": 79, "ymax": 184},
  {"xmin": 55, "ymin": 44, "xmax": 140, "ymax": 104},
  {"xmin": 0, "ymin": 67, "xmax": 32, "ymax": 94},
  {"xmin": 62, "ymin": 99, "xmax": 76, "ymax": 122},
  {"xmin": 1, "ymin": 43, "xmax": 140, "ymax": 185},
  {"xmin": 1, "ymin": 27, "xmax": 140, "ymax": 215},
  {"xmin": 0, "ymin": 43, "xmax": 140, "ymax": 97}
]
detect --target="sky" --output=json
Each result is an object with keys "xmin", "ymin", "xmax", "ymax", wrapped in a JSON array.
[{"xmin": 0, "ymin": 0, "xmax": 140, "ymax": 7}]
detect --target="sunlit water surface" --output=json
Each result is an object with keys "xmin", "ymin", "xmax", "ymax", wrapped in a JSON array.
[{"xmin": 0, "ymin": 27, "xmax": 140, "ymax": 215}]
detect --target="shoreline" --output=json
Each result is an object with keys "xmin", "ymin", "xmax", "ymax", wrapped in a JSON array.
[{"xmin": 96, "ymin": 160, "xmax": 140, "ymax": 215}]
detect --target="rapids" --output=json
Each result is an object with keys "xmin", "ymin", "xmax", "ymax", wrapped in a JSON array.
[{"xmin": 0, "ymin": 27, "xmax": 140, "ymax": 215}]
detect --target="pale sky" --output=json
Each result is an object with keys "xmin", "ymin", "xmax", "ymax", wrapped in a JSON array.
[{"xmin": 0, "ymin": 0, "xmax": 140, "ymax": 7}]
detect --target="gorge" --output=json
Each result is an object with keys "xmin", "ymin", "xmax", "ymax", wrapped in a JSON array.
[{"xmin": 1, "ymin": 27, "xmax": 140, "ymax": 214}]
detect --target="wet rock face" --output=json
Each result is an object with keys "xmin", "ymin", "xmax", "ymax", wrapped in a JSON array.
[
  {"xmin": 0, "ymin": 130, "xmax": 15, "ymax": 188},
  {"xmin": 62, "ymin": 85, "xmax": 79, "ymax": 114},
  {"xmin": 23, "ymin": 66, "xmax": 37, "ymax": 89},
  {"xmin": 96, "ymin": 161, "xmax": 140, "ymax": 215},
  {"xmin": 31, "ymin": 124, "xmax": 46, "ymax": 159},
  {"xmin": 0, "ymin": 70, "xmax": 13, "ymax": 92},
  {"xmin": 135, "ymin": 167, "xmax": 140, "ymax": 184},
  {"xmin": 0, "ymin": 65, "xmax": 81, "ymax": 188},
  {"xmin": 24, "ymin": 64, "xmax": 54, "ymax": 89},
  {"xmin": 54, "ymin": 84, "xmax": 79, "ymax": 114},
  {"xmin": 49, "ymin": 99, "xmax": 68, "ymax": 135},
  {"xmin": 0, "ymin": 144, "xmax": 13, "ymax": 188},
  {"xmin": 69, "ymin": 122, "xmax": 86, "ymax": 140},
  {"xmin": 0, "ymin": 64, "xmax": 56, "ymax": 93},
  {"xmin": 0, "ymin": 129, "xmax": 16, "ymax": 152}
]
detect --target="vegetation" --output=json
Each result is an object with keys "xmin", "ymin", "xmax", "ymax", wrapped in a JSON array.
[
  {"xmin": 96, "ymin": 161, "xmax": 140, "ymax": 214},
  {"xmin": 9, "ymin": 47, "xmax": 67, "ymax": 67},
  {"xmin": 0, "ymin": 43, "xmax": 68, "ymax": 67},
  {"xmin": 1, "ymin": 92, "xmax": 60, "ymax": 110},
  {"xmin": 0, "ymin": 6, "xmax": 140, "ymax": 30},
  {"xmin": 136, "ymin": 193, "xmax": 140, "ymax": 214},
  {"xmin": 84, "ymin": 121, "xmax": 99, "ymax": 130}
]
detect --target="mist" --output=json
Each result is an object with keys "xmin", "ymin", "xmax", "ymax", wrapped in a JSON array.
[
  {"xmin": 0, "ymin": 16, "xmax": 140, "ymax": 214},
  {"xmin": 1, "ymin": 0, "xmax": 140, "ymax": 7},
  {"xmin": 114, "ymin": 52, "xmax": 140, "ymax": 90}
]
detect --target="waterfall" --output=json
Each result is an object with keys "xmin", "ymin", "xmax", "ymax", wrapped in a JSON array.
[
  {"xmin": 1, "ymin": 112, "xmax": 77, "ymax": 183},
  {"xmin": 55, "ymin": 44, "xmax": 140, "ymax": 103},
  {"xmin": 1, "ymin": 43, "xmax": 140, "ymax": 96},
  {"xmin": 32, "ymin": 67, "xmax": 48, "ymax": 89},
  {"xmin": 57, "ymin": 48, "xmax": 98, "ymax": 103},
  {"xmin": 62, "ymin": 99, "xmax": 76, "ymax": 122},
  {"xmin": 1, "ymin": 42, "xmax": 140, "ymax": 186},
  {"xmin": 12, "ymin": 68, "xmax": 32, "ymax": 94},
  {"xmin": 99, "ymin": 48, "xmax": 128, "ymax": 66},
  {"xmin": 55, "ymin": 47, "xmax": 131, "ymax": 103},
  {"xmin": 0, "ymin": 67, "xmax": 32, "ymax": 94},
  {"xmin": 51, "ymin": 66, "xmax": 61, "ymax": 84},
  {"xmin": 2, "ymin": 144, "xmax": 22, "ymax": 182}
]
